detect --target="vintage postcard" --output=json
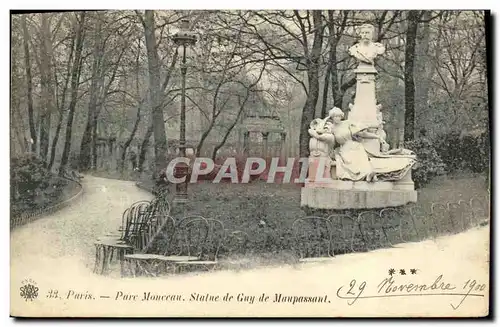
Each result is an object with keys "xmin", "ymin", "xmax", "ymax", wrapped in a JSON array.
[{"xmin": 9, "ymin": 9, "xmax": 491, "ymax": 318}]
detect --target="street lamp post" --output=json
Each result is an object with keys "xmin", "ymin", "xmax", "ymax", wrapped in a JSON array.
[{"xmin": 172, "ymin": 19, "xmax": 197, "ymax": 204}]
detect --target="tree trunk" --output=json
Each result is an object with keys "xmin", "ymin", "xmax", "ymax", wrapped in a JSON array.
[
  {"xmin": 48, "ymin": 111, "xmax": 64, "ymax": 171},
  {"xmin": 321, "ymin": 66, "xmax": 331, "ymax": 118},
  {"xmin": 21, "ymin": 15, "xmax": 36, "ymax": 152},
  {"xmin": 120, "ymin": 42, "xmax": 144, "ymax": 172},
  {"xmin": 39, "ymin": 14, "xmax": 55, "ymax": 162},
  {"xmin": 404, "ymin": 11, "xmax": 420, "ymax": 141},
  {"xmin": 91, "ymin": 116, "xmax": 98, "ymax": 169},
  {"xmin": 120, "ymin": 104, "xmax": 142, "ymax": 171},
  {"xmin": 322, "ymin": 10, "xmax": 344, "ymax": 117},
  {"xmin": 138, "ymin": 123, "xmax": 153, "ymax": 172},
  {"xmin": 79, "ymin": 12, "xmax": 103, "ymax": 171},
  {"xmin": 196, "ymin": 120, "xmax": 215, "ymax": 157},
  {"xmin": 211, "ymin": 94, "xmax": 251, "ymax": 161},
  {"xmin": 320, "ymin": 11, "xmax": 333, "ymax": 118},
  {"xmin": 414, "ymin": 11, "xmax": 432, "ymax": 134},
  {"xmin": 59, "ymin": 13, "xmax": 86, "ymax": 175},
  {"xmin": 330, "ymin": 52, "xmax": 342, "ymax": 107},
  {"xmin": 299, "ymin": 11, "xmax": 324, "ymax": 158},
  {"xmin": 10, "ymin": 45, "xmax": 27, "ymax": 155},
  {"xmin": 48, "ymin": 26, "xmax": 75, "ymax": 171},
  {"xmin": 94, "ymin": 46, "xmax": 126, "ymax": 169},
  {"xmin": 143, "ymin": 10, "xmax": 168, "ymax": 177},
  {"xmin": 79, "ymin": 123, "xmax": 93, "ymax": 170}
]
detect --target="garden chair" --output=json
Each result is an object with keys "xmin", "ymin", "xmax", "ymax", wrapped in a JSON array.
[
  {"xmin": 357, "ymin": 210, "xmax": 386, "ymax": 251},
  {"xmin": 291, "ymin": 216, "xmax": 334, "ymax": 263},
  {"xmin": 447, "ymin": 201, "xmax": 469, "ymax": 233},
  {"xmin": 132, "ymin": 197, "xmax": 171, "ymax": 251},
  {"xmin": 225, "ymin": 230, "xmax": 250, "ymax": 255},
  {"xmin": 122, "ymin": 201, "xmax": 153, "ymax": 250},
  {"xmin": 93, "ymin": 200, "xmax": 150, "ymax": 275},
  {"xmin": 124, "ymin": 215, "xmax": 211, "ymax": 277},
  {"xmin": 378, "ymin": 207, "xmax": 406, "ymax": 246},
  {"xmin": 457, "ymin": 199, "xmax": 475, "ymax": 232},
  {"xmin": 174, "ymin": 218, "xmax": 225, "ymax": 273},
  {"xmin": 469, "ymin": 196, "xmax": 489, "ymax": 226},
  {"xmin": 430, "ymin": 202, "xmax": 451, "ymax": 235},
  {"xmin": 327, "ymin": 213, "xmax": 359, "ymax": 254},
  {"xmin": 220, "ymin": 230, "xmax": 251, "ymax": 269},
  {"xmin": 122, "ymin": 214, "xmax": 176, "ymax": 277},
  {"xmin": 93, "ymin": 236, "xmax": 134, "ymax": 276},
  {"xmin": 138, "ymin": 200, "xmax": 174, "ymax": 254},
  {"xmin": 401, "ymin": 203, "xmax": 426, "ymax": 241}
]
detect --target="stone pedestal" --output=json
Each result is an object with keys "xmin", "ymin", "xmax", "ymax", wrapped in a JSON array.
[
  {"xmin": 393, "ymin": 170, "xmax": 415, "ymax": 191},
  {"xmin": 348, "ymin": 66, "xmax": 382, "ymax": 155},
  {"xmin": 348, "ymin": 67, "xmax": 379, "ymax": 128},
  {"xmin": 307, "ymin": 157, "xmax": 331, "ymax": 182},
  {"xmin": 301, "ymin": 179, "xmax": 417, "ymax": 210}
]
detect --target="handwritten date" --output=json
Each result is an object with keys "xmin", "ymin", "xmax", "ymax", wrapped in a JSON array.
[{"xmin": 337, "ymin": 275, "xmax": 486, "ymax": 310}]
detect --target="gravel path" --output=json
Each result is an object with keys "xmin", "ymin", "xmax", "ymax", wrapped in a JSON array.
[{"xmin": 10, "ymin": 175, "xmax": 153, "ymax": 274}]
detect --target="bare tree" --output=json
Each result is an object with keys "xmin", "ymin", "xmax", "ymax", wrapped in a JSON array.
[
  {"xmin": 21, "ymin": 15, "xmax": 37, "ymax": 153},
  {"xmin": 194, "ymin": 26, "xmax": 247, "ymax": 156},
  {"xmin": 297, "ymin": 10, "xmax": 324, "ymax": 157},
  {"xmin": 59, "ymin": 12, "xmax": 86, "ymax": 175},
  {"xmin": 79, "ymin": 12, "xmax": 104, "ymax": 171},
  {"xmin": 48, "ymin": 15, "xmax": 75, "ymax": 171},
  {"xmin": 211, "ymin": 62, "xmax": 267, "ymax": 160},
  {"xmin": 38, "ymin": 14, "xmax": 56, "ymax": 162},
  {"xmin": 320, "ymin": 10, "xmax": 349, "ymax": 117},
  {"xmin": 140, "ymin": 10, "xmax": 169, "ymax": 177},
  {"xmin": 403, "ymin": 10, "xmax": 420, "ymax": 141},
  {"xmin": 11, "ymin": 18, "xmax": 28, "ymax": 155}
]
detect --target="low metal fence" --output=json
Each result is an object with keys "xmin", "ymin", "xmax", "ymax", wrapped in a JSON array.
[{"xmin": 10, "ymin": 176, "xmax": 83, "ymax": 230}]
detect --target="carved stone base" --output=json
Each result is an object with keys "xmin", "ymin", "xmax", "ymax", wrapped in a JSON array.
[
  {"xmin": 304, "ymin": 179, "xmax": 396, "ymax": 191},
  {"xmin": 301, "ymin": 181, "xmax": 417, "ymax": 209},
  {"xmin": 307, "ymin": 157, "xmax": 332, "ymax": 182},
  {"xmin": 393, "ymin": 170, "xmax": 415, "ymax": 191}
]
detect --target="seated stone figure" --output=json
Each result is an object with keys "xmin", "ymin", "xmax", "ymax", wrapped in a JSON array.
[{"xmin": 308, "ymin": 107, "xmax": 416, "ymax": 183}]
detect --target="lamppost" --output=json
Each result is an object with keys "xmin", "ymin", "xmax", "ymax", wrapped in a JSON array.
[{"xmin": 172, "ymin": 19, "xmax": 197, "ymax": 204}]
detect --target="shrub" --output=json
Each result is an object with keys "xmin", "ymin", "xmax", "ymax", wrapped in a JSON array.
[
  {"xmin": 11, "ymin": 153, "xmax": 52, "ymax": 202},
  {"xmin": 434, "ymin": 130, "xmax": 490, "ymax": 174},
  {"xmin": 404, "ymin": 137, "xmax": 446, "ymax": 189}
]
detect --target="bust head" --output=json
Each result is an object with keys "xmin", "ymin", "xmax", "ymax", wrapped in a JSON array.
[{"xmin": 358, "ymin": 24, "xmax": 375, "ymax": 43}]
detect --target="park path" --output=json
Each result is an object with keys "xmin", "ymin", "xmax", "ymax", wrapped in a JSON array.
[
  {"xmin": 10, "ymin": 175, "xmax": 153, "ymax": 276},
  {"xmin": 10, "ymin": 175, "xmax": 490, "ymax": 317}
]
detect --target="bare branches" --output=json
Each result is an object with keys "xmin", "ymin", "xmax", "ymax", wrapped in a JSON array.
[
  {"xmin": 9, "ymin": 10, "xmax": 488, "ymax": 163},
  {"xmin": 135, "ymin": 10, "xmax": 145, "ymax": 27}
]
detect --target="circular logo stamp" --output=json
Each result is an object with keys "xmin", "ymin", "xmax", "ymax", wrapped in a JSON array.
[{"xmin": 20, "ymin": 279, "xmax": 39, "ymax": 302}]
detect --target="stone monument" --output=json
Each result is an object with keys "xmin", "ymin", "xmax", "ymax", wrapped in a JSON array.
[{"xmin": 301, "ymin": 24, "xmax": 418, "ymax": 210}]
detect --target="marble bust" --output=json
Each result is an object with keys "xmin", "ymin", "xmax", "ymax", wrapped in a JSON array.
[{"xmin": 348, "ymin": 24, "xmax": 385, "ymax": 68}]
